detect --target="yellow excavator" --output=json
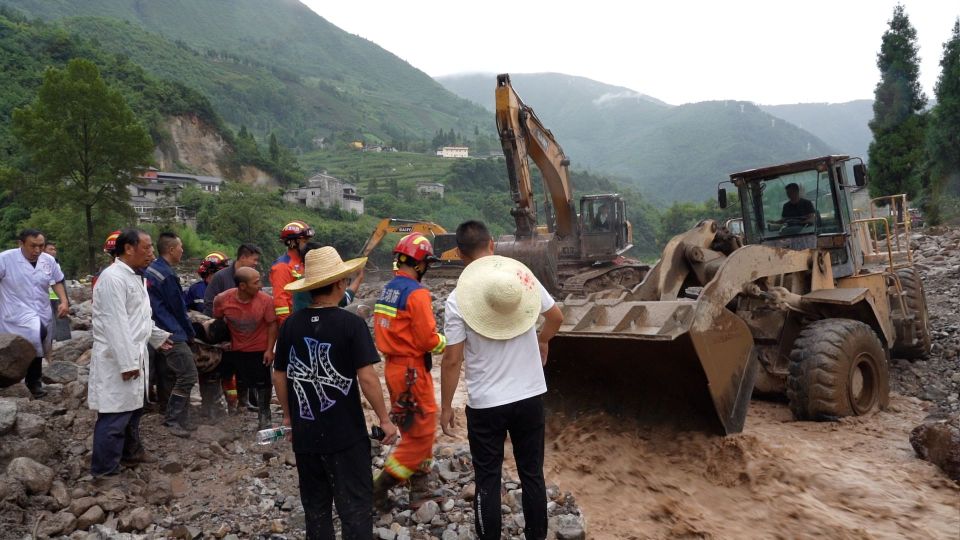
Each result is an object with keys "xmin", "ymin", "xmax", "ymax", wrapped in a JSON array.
[
  {"xmin": 494, "ymin": 74, "xmax": 648, "ymax": 295},
  {"xmin": 359, "ymin": 218, "xmax": 463, "ymax": 275}
]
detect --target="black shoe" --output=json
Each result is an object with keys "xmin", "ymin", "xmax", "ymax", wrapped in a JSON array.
[
  {"xmin": 26, "ymin": 381, "xmax": 47, "ymax": 398},
  {"xmin": 164, "ymin": 394, "xmax": 192, "ymax": 438}
]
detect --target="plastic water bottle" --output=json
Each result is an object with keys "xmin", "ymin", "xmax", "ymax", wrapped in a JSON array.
[{"xmin": 256, "ymin": 426, "xmax": 291, "ymax": 445}]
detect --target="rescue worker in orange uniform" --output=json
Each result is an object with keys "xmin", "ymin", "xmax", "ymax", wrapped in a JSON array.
[
  {"xmin": 270, "ymin": 220, "xmax": 314, "ymax": 324},
  {"xmin": 372, "ymin": 233, "xmax": 447, "ymax": 510}
]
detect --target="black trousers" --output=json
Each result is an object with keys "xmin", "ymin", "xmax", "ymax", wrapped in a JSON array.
[
  {"xmin": 466, "ymin": 394, "xmax": 548, "ymax": 540},
  {"xmin": 91, "ymin": 409, "xmax": 143, "ymax": 476},
  {"xmin": 295, "ymin": 437, "xmax": 373, "ymax": 540},
  {"xmin": 224, "ymin": 350, "xmax": 271, "ymax": 389}
]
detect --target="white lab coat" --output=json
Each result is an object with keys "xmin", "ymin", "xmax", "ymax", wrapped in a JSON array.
[
  {"xmin": 88, "ymin": 260, "xmax": 170, "ymax": 413},
  {"xmin": 0, "ymin": 249, "xmax": 63, "ymax": 356}
]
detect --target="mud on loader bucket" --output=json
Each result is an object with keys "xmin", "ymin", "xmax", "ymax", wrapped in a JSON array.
[{"xmin": 544, "ymin": 220, "xmax": 818, "ymax": 435}]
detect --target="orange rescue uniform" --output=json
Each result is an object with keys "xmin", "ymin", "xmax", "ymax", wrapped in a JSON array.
[
  {"xmin": 269, "ymin": 248, "xmax": 304, "ymax": 323},
  {"xmin": 374, "ymin": 273, "xmax": 446, "ymax": 480}
]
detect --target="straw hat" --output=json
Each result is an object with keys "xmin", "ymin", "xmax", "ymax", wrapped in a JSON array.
[
  {"xmin": 284, "ymin": 246, "xmax": 366, "ymax": 292},
  {"xmin": 456, "ymin": 255, "xmax": 542, "ymax": 340}
]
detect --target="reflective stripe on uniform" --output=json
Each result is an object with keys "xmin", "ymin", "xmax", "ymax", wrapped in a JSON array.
[
  {"xmin": 275, "ymin": 306, "xmax": 291, "ymax": 316},
  {"xmin": 384, "ymin": 455, "xmax": 416, "ymax": 480},
  {"xmin": 431, "ymin": 333, "xmax": 447, "ymax": 354},
  {"xmin": 374, "ymin": 303, "xmax": 397, "ymax": 317}
]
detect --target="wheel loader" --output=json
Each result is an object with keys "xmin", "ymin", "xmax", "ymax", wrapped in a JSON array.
[{"xmin": 545, "ymin": 155, "xmax": 931, "ymax": 434}]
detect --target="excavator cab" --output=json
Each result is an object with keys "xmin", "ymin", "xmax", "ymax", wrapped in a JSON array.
[{"xmin": 579, "ymin": 194, "xmax": 632, "ymax": 259}]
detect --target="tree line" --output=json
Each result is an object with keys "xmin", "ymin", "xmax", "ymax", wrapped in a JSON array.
[{"xmin": 869, "ymin": 6, "xmax": 960, "ymax": 224}]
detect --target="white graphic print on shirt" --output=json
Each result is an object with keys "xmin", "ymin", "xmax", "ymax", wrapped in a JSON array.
[{"xmin": 286, "ymin": 337, "xmax": 352, "ymax": 420}]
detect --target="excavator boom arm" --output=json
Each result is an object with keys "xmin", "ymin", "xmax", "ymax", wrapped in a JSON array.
[
  {"xmin": 360, "ymin": 218, "xmax": 449, "ymax": 257},
  {"xmin": 496, "ymin": 74, "xmax": 576, "ymax": 238}
]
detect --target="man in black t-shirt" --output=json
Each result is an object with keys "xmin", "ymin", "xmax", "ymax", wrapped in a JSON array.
[
  {"xmin": 274, "ymin": 246, "xmax": 398, "ymax": 540},
  {"xmin": 769, "ymin": 183, "xmax": 816, "ymax": 227}
]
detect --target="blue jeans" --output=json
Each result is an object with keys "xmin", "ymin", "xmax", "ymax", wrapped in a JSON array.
[{"xmin": 91, "ymin": 409, "xmax": 144, "ymax": 476}]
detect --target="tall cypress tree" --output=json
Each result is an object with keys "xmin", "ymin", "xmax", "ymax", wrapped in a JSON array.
[
  {"xmin": 926, "ymin": 18, "xmax": 960, "ymax": 211},
  {"xmin": 868, "ymin": 4, "xmax": 927, "ymax": 202}
]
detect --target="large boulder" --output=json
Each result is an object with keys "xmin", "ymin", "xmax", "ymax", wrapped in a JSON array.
[
  {"xmin": 42, "ymin": 360, "xmax": 79, "ymax": 384},
  {"xmin": 50, "ymin": 331, "xmax": 92, "ymax": 364},
  {"xmin": 0, "ymin": 399, "xmax": 17, "ymax": 435},
  {"xmin": 0, "ymin": 333, "xmax": 35, "ymax": 387},
  {"xmin": 6, "ymin": 456, "xmax": 54, "ymax": 494},
  {"xmin": 910, "ymin": 413, "xmax": 960, "ymax": 482}
]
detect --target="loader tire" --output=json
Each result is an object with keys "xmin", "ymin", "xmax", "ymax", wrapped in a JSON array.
[
  {"xmin": 892, "ymin": 267, "xmax": 931, "ymax": 360},
  {"xmin": 787, "ymin": 319, "xmax": 889, "ymax": 421}
]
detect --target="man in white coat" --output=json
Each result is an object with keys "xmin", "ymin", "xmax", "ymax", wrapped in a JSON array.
[
  {"xmin": 89, "ymin": 229, "xmax": 172, "ymax": 481},
  {"xmin": 0, "ymin": 229, "xmax": 69, "ymax": 397}
]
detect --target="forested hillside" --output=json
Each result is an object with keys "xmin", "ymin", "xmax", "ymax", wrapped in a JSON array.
[
  {"xmin": 759, "ymin": 100, "xmax": 874, "ymax": 162},
  {"xmin": 438, "ymin": 73, "xmax": 835, "ymax": 202},
  {"xmin": 1, "ymin": 0, "xmax": 492, "ymax": 148}
]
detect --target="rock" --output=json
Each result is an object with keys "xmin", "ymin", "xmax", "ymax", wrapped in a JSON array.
[
  {"xmin": 98, "ymin": 488, "xmax": 127, "ymax": 512},
  {"xmin": 442, "ymin": 530, "xmax": 458, "ymax": 540},
  {"xmin": 376, "ymin": 527, "xmax": 397, "ymax": 540},
  {"xmin": 42, "ymin": 360, "xmax": 79, "ymax": 384},
  {"xmin": 0, "ymin": 473, "xmax": 25, "ymax": 502},
  {"xmin": 11, "ymin": 437, "xmax": 55, "ymax": 462},
  {"xmin": 14, "ymin": 411, "xmax": 45, "ymax": 438},
  {"xmin": 269, "ymin": 519, "xmax": 285, "ymax": 533},
  {"xmin": 50, "ymin": 480, "xmax": 71, "ymax": 508},
  {"xmin": 161, "ymin": 455, "xmax": 184, "ymax": 473},
  {"xmin": 0, "ymin": 333, "xmax": 35, "ymax": 387},
  {"xmin": 910, "ymin": 414, "xmax": 960, "ymax": 481},
  {"xmin": 38, "ymin": 510, "xmax": 77, "ymax": 537},
  {"xmin": 195, "ymin": 426, "xmax": 233, "ymax": 446},
  {"xmin": 50, "ymin": 332, "xmax": 93, "ymax": 364},
  {"xmin": 171, "ymin": 524, "xmax": 203, "ymax": 539},
  {"xmin": 414, "ymin": 500, "xmax": 439, "ymax": 524},
  {"xmin": 461, "ymin": 482, "xmax": 476, "ymax": 501},
  {"xmin": 6, "ymin": 456, "xmax": 54, "ymax": 494},
  {"xmin": 120, "ymin": 506, "xmax": 153, "ymax": 532},
  {"xmin": 70, "ymin": 496, "xmax": 99, "ymax": 517},
  {"xmin": 442, "ymin": 498, "xmax": 455, "ymax": 512},
  {"xmin": 75, "ymin": 349, "xmax": 92, "ymax": 366},
  {"xmin": 557, "ymin": 526, "xmax": 586, "ymax": 540},
  {"xmin": 0, "ymin": 399, "xmax": 17, "ymax": 434},
  {"xmin": 76, "ymin": 504, "xmax": 106, "ymax": 530}
]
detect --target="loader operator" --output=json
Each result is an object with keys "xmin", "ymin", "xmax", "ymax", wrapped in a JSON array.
[
  {"xmin": 769, "ymin": 182, "xmax": 816, "ymax": 228},
  {"xmin": 372, "ymin": 233, "xmax": 447, "ymax": 511}
]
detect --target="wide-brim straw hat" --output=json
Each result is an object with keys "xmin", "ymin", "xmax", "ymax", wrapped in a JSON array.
[
  {"xmin": 456, "ymin": 255, "xmax": 542, "ymax": 340},
  {"xmin": 284, "ymin": 246, "xmax": 366, "ymax": 293}
]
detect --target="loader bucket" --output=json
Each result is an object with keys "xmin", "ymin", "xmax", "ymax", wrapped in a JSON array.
[{"xmin": 545, "ymin": 299, "xmax": 757, "ymax": 435}]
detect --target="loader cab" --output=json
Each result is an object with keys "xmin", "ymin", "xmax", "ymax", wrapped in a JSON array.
[
  {"xmin": 722, "ymin": 155, "xmax": 865, "ymax": 278},
  {"xmin": 580, "ymin": 194, "xmax": 631, "ymax": 260}
]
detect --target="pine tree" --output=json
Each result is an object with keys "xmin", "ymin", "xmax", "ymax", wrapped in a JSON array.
[
  {"xmin": 12, "ymin": 59, "xmax": 153, "ymax": 273},
  {"xmin": 926, "ymin": 18, "xmax": 960, "ymax": 213},
  {"xmin": 868, "ymin": 4, "xmax": 927, "ymax": 203},
  {"xmin": 268, "ymin": 132, "xmax": 280, "ymax": 163}
]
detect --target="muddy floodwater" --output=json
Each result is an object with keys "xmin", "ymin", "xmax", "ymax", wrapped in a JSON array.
[{"xmin": 542, "ymin": 395, "xmax": 959, "ymax": 539}]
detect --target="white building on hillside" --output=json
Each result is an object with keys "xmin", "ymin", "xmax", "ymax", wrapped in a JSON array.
[
  {"xmin": 436, "ymin": 146, "xmax": 469, "ymax": 158},
  {"xmin": 283, "ymin": 171, "xmax": 365, "ymax": 214}
]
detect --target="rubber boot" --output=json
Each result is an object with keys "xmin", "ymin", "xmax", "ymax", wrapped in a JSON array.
[
  {"xmin": 372, "ymin": 471, "xmax": 401, "ymax": 513},
  {"xmin": 246, "ymin": 387, "xmax": 259, "ymax": 412},
  {"xmin": 256, "ymin": 387, "xmax": 272, "ymax": 430},
  {"xmin": 164, "ymin": 394, "xmax": 192, "ymax": 438},
  {"xmin": 222, "ymin": 376, "xmax": 238, "ymax": 412},
  {"xmin": 199, "ymin": 379, "xmax": 225, "ymax": 423},
  {"xmin": 409, "ymin": 471, "xmax": 442, "ymax": 510}
]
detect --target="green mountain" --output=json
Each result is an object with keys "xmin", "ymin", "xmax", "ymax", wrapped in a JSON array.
[
  {"xmin": 437, "ymin": 73, "xmax": 835, "ymax": 202},
  {"xmin": 758, "ymin": 100, "xmax": 874, "ymax": 163},
  {"xmin": 0, "ymin": 0, "xmax": 492, "ymax": 148}
]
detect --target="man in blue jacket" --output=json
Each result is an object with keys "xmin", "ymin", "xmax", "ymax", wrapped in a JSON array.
[{"xmin": 146, "ymin": 232, "xmax": 198, "ymax": 438}]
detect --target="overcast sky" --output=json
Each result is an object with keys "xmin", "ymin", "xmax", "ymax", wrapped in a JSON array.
[{"xmin": 303, "ymin": 0, "xmax": 957, "ymax": 106}]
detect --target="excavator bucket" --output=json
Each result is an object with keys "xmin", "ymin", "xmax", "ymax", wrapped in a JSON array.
[{"xmin": 543, "ymin": 220, "xmax": 817, "ymax": 435}]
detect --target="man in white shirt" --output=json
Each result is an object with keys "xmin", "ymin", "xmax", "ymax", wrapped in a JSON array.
[
  {"xmin": 440, "ymin": 220, "xmax": 563, "ymax": 540},
  {"xmin": 89, "ymin": 229, "xmax": 172, "ymax": 482},
  {"xmin": 0, "ymin": 229, "xmax": 69, "ymax": 397}
]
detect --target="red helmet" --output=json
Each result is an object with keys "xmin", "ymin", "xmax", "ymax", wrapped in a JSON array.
[
  {"xmin": 280, "ymin": 220, "xmax": 315, "ymax": 241},
  {"xmin": 393, "ymin": 233, "xmax": 437, "ymax": 263},
  {"xmin": 103, "ymin": 230, "xmax": 121, "ymax": 254},
  {"xmin": 198, "ymin": 251, "xmax": 229, "ymax": 277}
]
